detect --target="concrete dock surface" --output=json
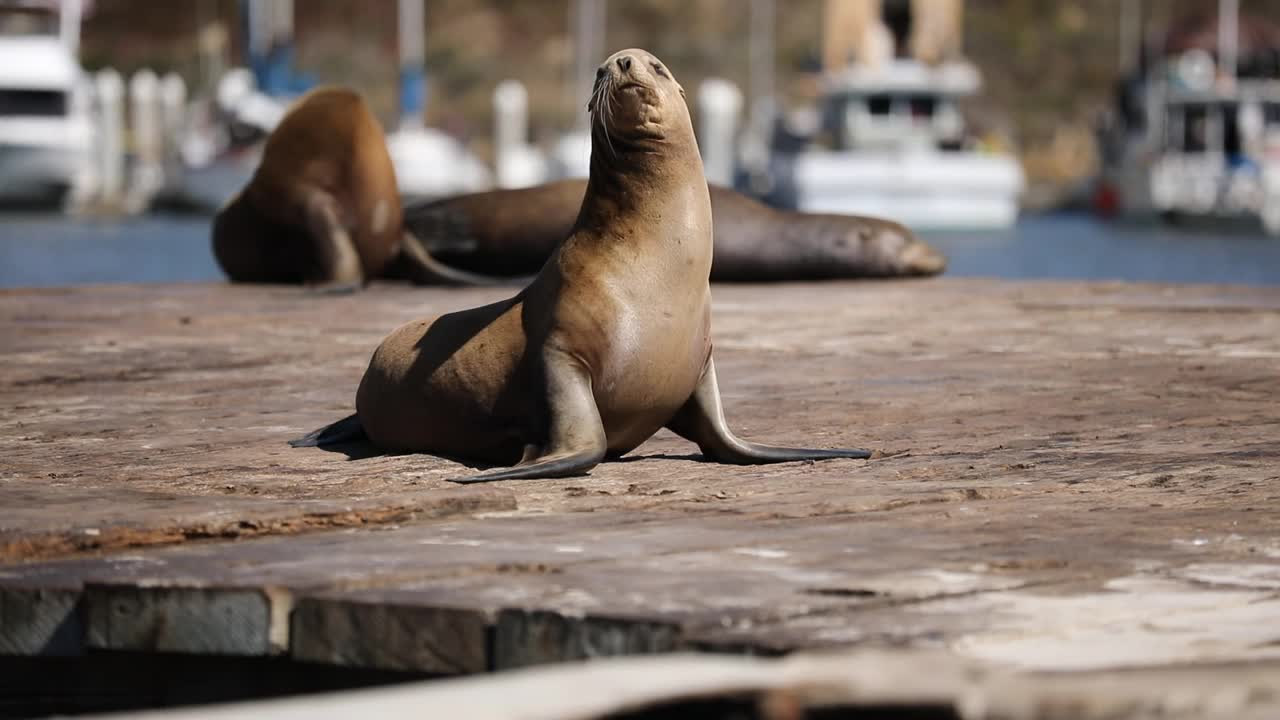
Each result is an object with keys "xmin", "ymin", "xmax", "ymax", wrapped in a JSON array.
[{"xmin": 2, "ymin": 278, "xmax": 1278, "ymax": 716}]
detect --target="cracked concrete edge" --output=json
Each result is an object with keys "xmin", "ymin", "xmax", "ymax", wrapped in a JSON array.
[{"xmin": 0, "ymin": 486, "xmax": 517, "ymax": 564}]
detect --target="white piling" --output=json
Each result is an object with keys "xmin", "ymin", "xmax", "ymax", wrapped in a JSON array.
[
  {"xmin": 494, "ymin": 80, "xmax": 528, "ymax": 188},
  {"xmin": 64, "ymin": 74, "xmax": 98, "ymax": 212},
  {"xmin": 59, "ymin": 0, "xmax": 83, "ymax": 57},
  {"xmin": 569, "ymin": 0, "xmax": 606, "ymax": 130},
  {"xmin": 1219, "ymin": 0, "xmax": 1239, "ymax": 88},
  {"xmin": 491, "ymin": 80, "xmax": 548, "ymax": 188},
  {"xmin": 697, "ymin": 78, "xmax": 743, "ymax": 187},
  {"xmin": 94, "ymin": 69, "xmax": 125, "ymax": 207},
  {"xmin": 128, "ymin": 69, "xmax": 163, "ymax": 210},
  {"xmin": 159, "ymin": 72, "xmax": 188, "ymax": 184}
]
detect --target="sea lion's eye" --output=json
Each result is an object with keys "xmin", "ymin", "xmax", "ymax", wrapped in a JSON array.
[{"xmin": 651, "ymin": 62, "xmax": 669, "ymax": 78}]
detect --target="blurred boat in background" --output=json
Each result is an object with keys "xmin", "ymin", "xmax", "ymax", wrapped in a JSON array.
[
  {"xmin": 780, "ymin": 58, "xmax": 1024, "ymax": 230},
  {"xmin": 0, "ymin": 0, "xmax": 91, "ymax": 205},
  {"xmin": 763, "ymin": 0, "xmax": 1024, "ymax": 231},
  {"xmin": 0, "ymin": 0, "xmax": 1029, "ymax": 229},
  {"xmin": 179, "ymin": 0, "xmax": 491, "ymax": 211},
  {"xmin": 192, "ymin": 66, "xmax": 492, "ymax": 208},
  {"xmin": 1095, "ymin": 0, "xmax": 1280, "ymax": 236}
]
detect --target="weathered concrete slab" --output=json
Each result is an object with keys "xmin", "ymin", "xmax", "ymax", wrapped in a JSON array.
[
  {"xmin": 5, "ymin": 280, "xmax": 1278, "ymax": 549},
  {"xmin": 3, "ymin": 279, "xmax": 1279, "ymax": 681},
  {"xmin": 3, "ymin": 503, "xmax": 1277, "ymax": 671},
  {"xmin": 0, "ymin": 586, "xmax": 81, "ymax": 655}
]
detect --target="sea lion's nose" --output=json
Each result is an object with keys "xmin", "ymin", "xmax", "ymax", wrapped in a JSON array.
[{"xmin": 616, "ymin": 55, "xmax": 633, "ymax": 73}]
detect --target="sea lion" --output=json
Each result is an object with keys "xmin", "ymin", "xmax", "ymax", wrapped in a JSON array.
[
  {"xmin": 293, "ymin": 48, "xmax": 870, "ymax": 483},
  {"xmin": 212, "ymin": 86, "xmax": 494, "ymax": 289},
  {"xmin": 404, "ymin": 179, "xmax": 947, "ymax": 282}
]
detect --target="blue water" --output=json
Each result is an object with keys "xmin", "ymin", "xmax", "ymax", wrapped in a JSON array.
[
  {"xmin": 0, "ymin": 213, "xmax": 222, "ymax": 288},
  {"xmin": 923, "ymin": 216, "xmax": 1280, "ymax": 287},
  {"xmin": 1, "ymin": 211, "xmax": 1279, "ymax": 288}
]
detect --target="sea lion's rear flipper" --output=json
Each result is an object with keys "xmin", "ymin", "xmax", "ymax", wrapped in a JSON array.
[
  {"xmin": 306, "ymin": 282, "xmax": 361, "ymax": 296},
  {"xmin": 289, "ymin": 414, "xmax": 366, "ymax": 448},
  {"xmin": 303, "ymin": 190, "xmax": 365, "ymax": 289},
  {"xmin": 666, "ymin": 357, "xmax": 872, "ymax": 464},
  {"xmin": 390, "ymin": 232, "xmax": 529, "ymax": 287},
  {"xmin": 450, "ymin": 350, "xmax": 606, "ymax": 483}
]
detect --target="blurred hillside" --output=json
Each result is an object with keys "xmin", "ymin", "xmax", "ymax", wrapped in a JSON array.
[{"xmin": 78, "ymin": 0, "xmax": 1280, "ymax": 202}]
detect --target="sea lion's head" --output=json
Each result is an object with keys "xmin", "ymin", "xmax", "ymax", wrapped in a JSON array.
[
  {"xmin": 841, "ymin": 217, "xmax": 948, "ymax": 277},
  {"xmin": 588, "ymin": 48, "xmax": 691, "ymax": 154}
]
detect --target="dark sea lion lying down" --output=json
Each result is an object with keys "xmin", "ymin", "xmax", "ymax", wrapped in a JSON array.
[{"xmin": 404, "ymin": 179, "xmax": 947, "ymax": 282}]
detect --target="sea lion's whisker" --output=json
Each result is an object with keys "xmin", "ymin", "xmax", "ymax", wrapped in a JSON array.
[
  {"xmin": 599, "ymin": 75, "xmax": 617, "ymax": 159},
  {"xmin": 588, "ymin": 77, "xmax": 616, "ymax": 159}
]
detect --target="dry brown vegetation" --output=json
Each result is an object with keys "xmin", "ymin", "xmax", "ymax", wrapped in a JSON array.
[{"xmin": 78, "ymin": 0, "xmax": 1280, "ymax": 193}]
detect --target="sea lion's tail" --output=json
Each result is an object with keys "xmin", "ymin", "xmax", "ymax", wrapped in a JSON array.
[
  {"xmin": 289, "ymin": 414, "xmax": 366, "ymax": 448},
  {"xmin": 402, "ymin": 202, "xmax": 478, "ymax": 254},
  {"xmin": 384, "ymin": 231, "xmax": 518, "ymax": 287},
  {"xmin": 397, "ymin": 232, "xmax": 518, "ymax": 286}
]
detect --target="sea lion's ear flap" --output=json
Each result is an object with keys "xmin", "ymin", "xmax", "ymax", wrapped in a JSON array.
[{"xmin": 678, "ymin": 83, "xmax": 686, "ymax": 99}]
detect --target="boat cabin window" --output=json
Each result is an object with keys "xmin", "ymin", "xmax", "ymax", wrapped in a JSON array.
[
  {"xmin": 851, "ymin": 94, "xmax": 937, "ymax": 121},
  {"xmin": 1265, "ymin": 103, "xmax": 1280, "ymax": 127},
  {"xmin": 1221, "ymin": 104, "xmax": 1241, "ymax": 157},
  {"xmin": 1239, "ymin": 49, "xmax": 1280, "ymax": 79},
  {"xmin": 0, "ymin": 89, "xmax": 68, "ymax": 117},
  {"xmin": 909, "ymin": 96, "xmax": 936, "ymax": 118},
  {"xmin": 1165, "ymin": 102, "xmax": 1244, "ymax": 156},
  {"xmin": 828, "ymin": 89, "xmax": 962, "ymax": 152},
  {"xmin": 1182, "ymin": 104, "xmax": 1208, "ymax": 153},
  {"xmin": 0, "ymin": 9, "xmax": 58, "ymax": 37},
  {"xmin": 867, "ymin": 95, "xmax": 893, "ymax": 116}
]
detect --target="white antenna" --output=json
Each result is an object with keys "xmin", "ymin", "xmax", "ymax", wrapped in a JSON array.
[
  {"xmin": 570, "ymin": 0, "xmax": 606, "ymax": 130},
  {"xmin": 748, "ymin": 0, "xmax": 775, "ymax": 128},
  {"xmin": 399, "ymin": 0, "xmax": 426, "ymax": 128},
  {"xmin": 1118, "ymin": 0, "xmax": 1141, "ymax": 73},
  {"xmin": 59, "ymin": 0, "xmax": 83, "ymax": 57},
  {"xmin": 740, "ymin": 0, "xmax": 775, "ymax": 184},
  {"xmin": 1218, "ymin": 0, "xmax": 1239, "ymax": 88}
]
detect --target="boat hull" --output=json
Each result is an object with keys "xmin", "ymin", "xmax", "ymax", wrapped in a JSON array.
[{"xmin": 791, "ymin": 150, "xmax": 1025, "ymax": 230}]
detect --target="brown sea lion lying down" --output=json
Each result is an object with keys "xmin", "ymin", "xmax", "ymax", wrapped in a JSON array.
[{"xmin": 404, "ymin": 179, "xmax": 947, "ymax": 282}]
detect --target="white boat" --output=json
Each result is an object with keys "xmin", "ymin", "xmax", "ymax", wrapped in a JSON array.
[
  {"xmin": 0, "ymin": 0, "xmax": 91, "ymax": 203},
  {"xmin": 385, "ymin": 126, "xmax": 493, "ymax": 201},
  {"xmin": 771, "ymin": 0, "xmax": 1023, "ymax": 231},
  {"xmin": 787, "ymin": 59, "xmax": 1024, "ymax": 230},
  {"xmin": 1096, "ymin": 2, "xmax": 1280, "ymax": 235}
]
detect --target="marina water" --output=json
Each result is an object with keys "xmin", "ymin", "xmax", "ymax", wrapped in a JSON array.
[{"xmin": 2, "ymin": 212, "xmax": 1279, "ymax": 289}]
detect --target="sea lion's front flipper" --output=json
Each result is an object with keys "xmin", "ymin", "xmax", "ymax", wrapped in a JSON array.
[
  {"xmin": 450, "ymin": 350, "xmax": 606, "ymax": 483},
  {"xmin": 666, "ymin": 357, "xmax": 872, "ymax": 464},
  {"xmin": 303, "ymin": 190, "xmax": 364, "ymax": 290},
  {"xmin": 391, "ymin": 232, "xmax": 529, "ymax": 287}
]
